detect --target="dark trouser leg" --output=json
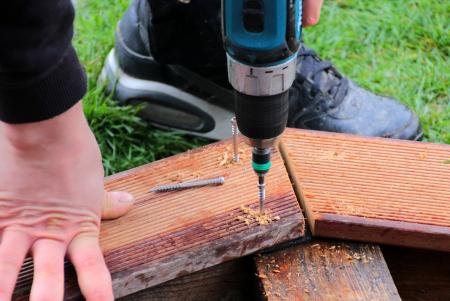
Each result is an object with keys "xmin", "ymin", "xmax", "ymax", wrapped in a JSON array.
[{"xmin": 145, "ymin": 0, "xmax": 225, "ymax": 69}]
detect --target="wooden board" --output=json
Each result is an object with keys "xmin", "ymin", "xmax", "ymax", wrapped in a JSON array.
[
  {"xmin": 14, "ymin": 139, "xmax": 304, "ymax": 300},
  {"xmin": 255, "ymin": 240, "xmax": 400, "ymax": 301},
  {"xmin": 280, "ymin": 129, "xmax": 450, "ymax": 251},
  {"xmin": 382, "ymin": 246, "xmax": 450, "ymax": 301},
  {"xmin": 118, "ymin": 258, "xmax": 257, "ymax": 301}
]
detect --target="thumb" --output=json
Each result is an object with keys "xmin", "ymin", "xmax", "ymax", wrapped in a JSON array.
[
  {"xmin": 303, "ymin": 0, "xmax": 324, "ymax": 27},
  {"xmin": 101, "ymin": 191, "xmax": 135, "ymax": 220}
]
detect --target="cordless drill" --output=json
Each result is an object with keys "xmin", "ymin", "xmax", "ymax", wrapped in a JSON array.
[{"xmin": 223, "ymin": 0, "xmax": 302, "ymax": 212}]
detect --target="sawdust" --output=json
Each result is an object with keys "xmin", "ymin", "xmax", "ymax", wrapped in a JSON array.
[
  {"xmin": 344, "ymin": 250, "xmax": 374, "ymax": 264},
  {"xmin": 169, "ymin": 173, "xmax": 185, "ymax": 182},
  {"xmin": 168, "ymin": 171, "xmax": 203, "ymax": 182},
  {"xmin": 256, "ymin": 273, "xmax": 268, "ymax": 279},
  {"xmin": 218, "ymin": 151, "xmax": 230, "ymax": 167},
  {"xmin": 191, "ymin": 171, "xmax": 203, "ymax": 178},
  {"xmin": 236, "ymin": 205, "xmax": 281, "ymax": 226},
  {"xmin": 217, "ymin": 146, "xmax": 246, "ymax": 167},
  {"xmin": 417, "ymin": 152, "xmax": 428, "ymax": 160},
  {"xmin": 236, "ymin": 215, "xmax": 252, "ymax": 225}
]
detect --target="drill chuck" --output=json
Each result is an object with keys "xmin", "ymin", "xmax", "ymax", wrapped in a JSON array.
[
  {"xmin": 252, "ymin": 147, "xmax": 272, "ymax": 175},
  {"xmin": 234, "ymin": 90, "xmax": 289, "ymax": 148}
]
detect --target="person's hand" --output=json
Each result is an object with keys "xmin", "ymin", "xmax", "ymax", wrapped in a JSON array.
[
  {"xmin": 0, "ymin": 102, "xmax": 134, "ymax": 301},
  {"xmin": 303, "ymin": 0, "xmax": 324, "ymax": 27}
]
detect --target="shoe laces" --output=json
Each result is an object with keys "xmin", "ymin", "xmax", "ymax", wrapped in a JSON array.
[{"xmin": 295, "ymin": 46, "xmax": 349, "ymax": 108}]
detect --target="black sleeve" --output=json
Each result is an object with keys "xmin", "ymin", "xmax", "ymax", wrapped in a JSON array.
[{"xmin": 0, "ymin": 0, "xmax": 87, "ymax": 124}]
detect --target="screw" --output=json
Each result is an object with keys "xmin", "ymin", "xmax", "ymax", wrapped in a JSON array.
[
  {"xmin": 258, "ymin": 175, "xmax": 266, "ymax": 214},
  {"xmin": 150, "ymin": 177, "xmax": 225, "ymax": 192},
  {"xmin": 230, "ymin": 117, "xmax": 240, "ymax": 163}
]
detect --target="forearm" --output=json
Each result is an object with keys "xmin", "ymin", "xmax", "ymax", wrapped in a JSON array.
[{"xmin": 0, "ymin": 0, "xmax": 86, "ymax": 124}]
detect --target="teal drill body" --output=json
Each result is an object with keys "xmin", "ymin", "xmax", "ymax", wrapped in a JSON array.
[{"xmin": 222, "ymin": 0, "xmax": 303, "ymax": 212}]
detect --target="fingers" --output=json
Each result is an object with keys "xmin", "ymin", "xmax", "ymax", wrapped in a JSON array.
[
  {"xmin": 68, "ymin": 235, "xmax": 114, "ymax": 301},
  {"xmin": 0, "ymin": 229, "xmax": 31, "ymax": 301},
  {"xmin": 303, "ymin": 0, "xmax": 324, "ymax": 27},
  {"xmin": 101, "ymin": 191, "xmax": 134, "ymax": 220},
  {"xmin": 30, "ymin": 239, "xmax": 66, "ymax": 301}
]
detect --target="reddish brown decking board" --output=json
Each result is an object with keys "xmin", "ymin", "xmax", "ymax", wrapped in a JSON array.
[
  {"xmin": 280, "ymin": 128, "xmax": 450, "ymax": 251},
  {"xmin": 255, "ymin": 240, "xmax": 400, "ymax": 301},
  {"xmin": 14, "ymin": 138, "xmax": 304, "ymax": 300}
]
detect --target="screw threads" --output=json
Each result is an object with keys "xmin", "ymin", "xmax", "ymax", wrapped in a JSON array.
[
  {"xmin": 230, "ymin": 117, "xmax": 240, "ymax": 163},
  {"xmin": 258, "ymin": 182, "xmax": 266, "ymax": 214},
  {"xmin": 150, "ymin": 177, "xmax": 225, "ymax": 192}
]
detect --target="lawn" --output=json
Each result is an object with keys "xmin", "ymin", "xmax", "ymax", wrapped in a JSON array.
[{"xmin": 74, "ymin": 0, "xmax": 449, "ymax": 175}]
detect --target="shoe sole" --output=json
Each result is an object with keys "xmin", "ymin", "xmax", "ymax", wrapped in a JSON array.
[{"xmin": 99, "ymin": 49, "xmax": 234, "ymax": 141}]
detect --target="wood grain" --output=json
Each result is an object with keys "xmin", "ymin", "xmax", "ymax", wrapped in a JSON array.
[
  {"xmin": 280, "ymin": 128, "xmax": 450, "ymax": 251},
  {"xmin": 14, "ymin": 138, "xmax": 304, "ymax": 300},
  {"xmin": 255, "ymin": 240, "xmax": 400, "ymax": 301}
]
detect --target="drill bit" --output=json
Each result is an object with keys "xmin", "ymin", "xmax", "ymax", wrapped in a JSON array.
[
  {"xmin": 230, "ymin": 117, "xmax": 240, "ymax": 163},
  {"xmin": 150, "ymin": 176, "xmax": 225, "ymax": 192},
  {"xmin": 258, "ymin": 175, "xmax": 266, "ymax": 214}
]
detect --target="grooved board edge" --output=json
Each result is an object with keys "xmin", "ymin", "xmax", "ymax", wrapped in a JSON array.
[
  {"xmin": 315, "ymin": 213, "xmax": 450, "ymax": 252},
  {"xmin": 280, "ymin": 128, "xmax": 450, "ymax": 252},
  {"xmin": 112, "ymin": 213, "xmax": 303, "ymax": 298}
]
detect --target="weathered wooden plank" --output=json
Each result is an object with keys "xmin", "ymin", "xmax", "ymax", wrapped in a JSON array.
[
  {"xmin": 280, "ymin": 128, "xmax": 450, "ymax": 251},
  {"xmin": 382, "ymin": 246, "xmax": 450, "ymax": 301},
  {"xmin": 255, "ymin": 240, "xmax": 400, "ymax": 301},
  {"xmin": 118, "ymin": 258, "xmax": 257, "ymax": 301},
  {"xmin": 14, "ymin": 138, "xmax": 304, "ymax": 300}
]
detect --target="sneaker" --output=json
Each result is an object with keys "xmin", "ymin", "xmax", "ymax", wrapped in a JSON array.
[
  {"xmin": 100, "ymin": 0, "xmax": 422, "ymax": 141},
  {"xmin": 288, "ymin": 46, "xmax": 423, "ymax": 140}
]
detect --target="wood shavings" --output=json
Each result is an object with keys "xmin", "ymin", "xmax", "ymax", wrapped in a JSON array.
[
  {"xmin": 237, "ymin": 205, "xmax": 281, "ymax": 226},
  {"xmin": 168, "ymin": 171, "xmax": 203, "ymax": 182},
  {"xmin": 169, "ymin": 173, "xmax": 184, "ymax": 182},
  {"xmin": 236, "ymin": 215, "xmax": 251, "ymax": 225},
  {"xmin": 218, "ymin": 151, "xmax": 229, "ymax": 166},
  {"xmin": 217, "ymin": 146, "xmax": 245, "ymax": 167},
  {"xmin": 191, "ymin": 171, "xmax": 203, "ymax": 179},
  {"xmin": 417, "ymin": 152, "xmax": 428, "ymax": 160},
  {"xmin": 256, "ymin": 273, "xmax": 267, "ymax": 279},
  {"xmin": 272, "ymin": 269, "xmax": 281, "ymax": 273}
]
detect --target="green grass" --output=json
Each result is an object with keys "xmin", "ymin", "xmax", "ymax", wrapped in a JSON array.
[{"xmin": 74, "ymin": 0, "xmax": 449, "ymax": 175}]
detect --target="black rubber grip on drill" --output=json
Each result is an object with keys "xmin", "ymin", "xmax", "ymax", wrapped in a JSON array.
[
  {"xmin": 234, "ymin": 90, "xmax": 289, "ymax": 140},
  {"xmin": 252, "ymin": 148, "xmax": 271, "ymax": 164}
]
